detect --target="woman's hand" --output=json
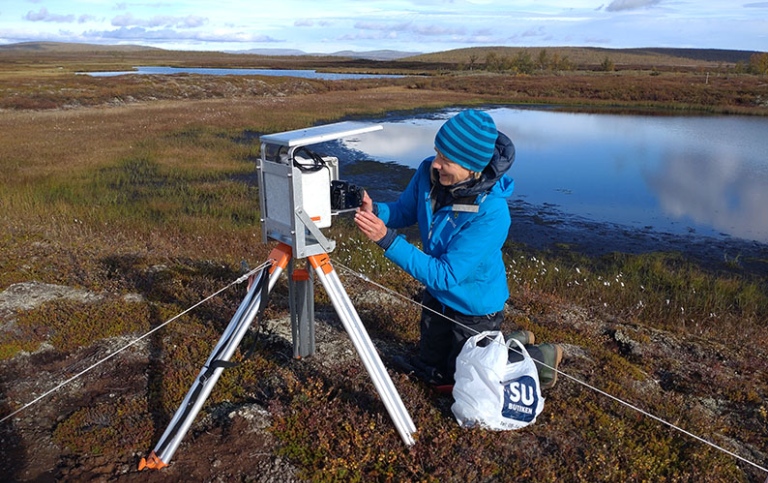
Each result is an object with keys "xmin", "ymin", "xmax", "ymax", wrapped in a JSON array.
[
  {"xmin": 360, "ymin": 190, "xmax": 374, "ymax": 213},
  {"xmin": 355, "ymin": 210, "xmax": 387, "ymax": 242}
]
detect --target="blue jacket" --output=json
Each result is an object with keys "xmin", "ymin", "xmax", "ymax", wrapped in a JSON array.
[{"xmin": 375, "ymin": 133, "xmax": 515, "ymax": 316}]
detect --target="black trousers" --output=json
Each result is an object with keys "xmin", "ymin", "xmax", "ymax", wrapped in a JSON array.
[{"xmin": 418, "ymin": 290, "xmax": 503, "ymax": 383}]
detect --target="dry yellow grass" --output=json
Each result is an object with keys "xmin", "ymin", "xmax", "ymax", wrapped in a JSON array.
[{"xmin": 1, "ymin": 49, "xmax": 767, "ymax": 482}]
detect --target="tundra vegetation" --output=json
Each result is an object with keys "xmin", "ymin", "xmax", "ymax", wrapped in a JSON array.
[{"xmin": 1, "ymin": 43, "xmax": 767, "ymax": 482}]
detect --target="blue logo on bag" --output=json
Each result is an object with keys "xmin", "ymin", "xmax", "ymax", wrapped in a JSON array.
[{"xmin": 501, "ymin": 375, "xmax": 538, "ymax": 422}]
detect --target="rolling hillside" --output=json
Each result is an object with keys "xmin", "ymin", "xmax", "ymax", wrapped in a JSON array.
[
  {"xmin": 1, "ymin": 41, "xmax": 761, "ymax": 70},
  {"xmin": 402, "ymin": 45, "xmax": 761, "ymax": 68}
]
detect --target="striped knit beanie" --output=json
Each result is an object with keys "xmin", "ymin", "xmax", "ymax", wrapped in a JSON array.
[{"xmin": 434, "ymin": 109, "xmax": 498, "ymax": 172}]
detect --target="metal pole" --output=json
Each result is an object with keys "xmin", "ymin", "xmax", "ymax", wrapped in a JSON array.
[
  {"xmin": 139, "ymin": 244, "xmax": 291, "ymax": 471},
  {"xmin": 308, "ymin": 252, "xmax": 417, "ymax": 446},
  {"xmin": 289, "ymin": 260, "xmax": 315, "ymax": 358}
]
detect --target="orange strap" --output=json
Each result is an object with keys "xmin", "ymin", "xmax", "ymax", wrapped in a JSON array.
[{"xmin": 292, "ymin": 268, "xmax": 310, "ymax": 281}]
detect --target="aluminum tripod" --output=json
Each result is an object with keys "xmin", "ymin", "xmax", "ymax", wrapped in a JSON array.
[{"xmin": 139, "ymin": 242, "xmax": 416, "ymax": 471}]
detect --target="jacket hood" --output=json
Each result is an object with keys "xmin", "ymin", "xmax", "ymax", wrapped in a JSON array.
[{"xmin": 451, "ymin": 131, "xmax": 515, "ymax": 198}]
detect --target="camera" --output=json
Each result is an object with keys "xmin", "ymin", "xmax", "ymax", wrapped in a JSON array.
[
  {"xmin": 257, "ymin": 121, "xmax": 382, "ymax": 257},
  {"xmin": 288, "ymin": 147, "xmax": 364, "ymax": 212},
  {"xmin": 330, "ymin": 180, "xmax": 364, "ymax": 211}
]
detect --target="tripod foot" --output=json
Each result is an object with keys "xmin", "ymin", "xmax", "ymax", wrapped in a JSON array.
[{"xmin": 138, "ymin": 451, "xmax": 167, "ymax": 471}]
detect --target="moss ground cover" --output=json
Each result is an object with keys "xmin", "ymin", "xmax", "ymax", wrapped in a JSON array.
[{"xmin": 1, "ymin": 50, "xmax": 767, "ymax": 481}]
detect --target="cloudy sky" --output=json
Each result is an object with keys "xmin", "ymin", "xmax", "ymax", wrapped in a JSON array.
[{"xmin": 1, "ymin": 1, "xmax": 766, "ymax": 54}]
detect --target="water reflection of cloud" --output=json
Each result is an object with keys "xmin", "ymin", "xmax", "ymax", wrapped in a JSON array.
[
  {"xmin": 345, "ymin": 109, "xmax": 615, "ymax": 167},
  {"xmin": 646, "ymin": 149, "xmax": 768, "ymax": 242},
  {"xmin": 338, "ymin": 108, "xmax": 768, "ymax": 244},
  {"xmin": 343, "ymin": 122, "xmax": 438, "ymax": 168},
  {"xmin": 345, "ymin": 111, "xmax": 578, "ymax": 168}
]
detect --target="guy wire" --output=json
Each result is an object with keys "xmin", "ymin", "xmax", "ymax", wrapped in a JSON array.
[
  {"xmin": 334, "ymin": 261, "xmax": 768, "ymax": 475},
  {"xmin": 0, "ymin": 262, "xmax": 270, "ymax": 425},
  {"xmin": 3, "ymin": 257, "xmax": 765, "ymax": 475}
]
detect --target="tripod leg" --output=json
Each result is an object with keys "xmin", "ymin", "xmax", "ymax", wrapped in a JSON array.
[
  {"xmin": 289, "ymin": 261, "xmax": 315, "ymax": 358},
  {"xmin": 308, "ymin": 252, "xmax": 417, "ymax": 446},
  {"xmin": 139, "ymin": 244, "xmax": 292, "ymax": 470}
]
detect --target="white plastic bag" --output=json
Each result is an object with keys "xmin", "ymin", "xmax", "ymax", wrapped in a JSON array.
[{"xmin": 451, "ymin": 331, "xmax": 544, "ymax": 430}]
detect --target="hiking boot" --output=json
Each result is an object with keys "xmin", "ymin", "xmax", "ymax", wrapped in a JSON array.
[
  {"xmin": 391, "ymin": 354, "xmax": 418, "ymax": 373},
  {"xmin": 391, "ymin": 355, "xmax": 450, "ymax": 386},
  {"xmin": 411, "ymin": 357, "xmax": 451, "ymax": 386},
  {"xmin": 506, "ymin": 331, "xmax": 536, "ymax": 364},
  {"xmin": 507, "ymin": 330, "xmax": 535, "ymax": 346},
  {"xmin": 537, "ymin": 343, "xmax": 564, "ymax": 389}
]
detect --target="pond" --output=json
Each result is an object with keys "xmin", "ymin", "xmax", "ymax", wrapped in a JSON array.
[
  {"xmin": 79, "ymin": 66, "xmax": 404, "ymax": 80},
  {"xmin": 329, "ymin": 107, "xmax": 768, "ymax": 248}
]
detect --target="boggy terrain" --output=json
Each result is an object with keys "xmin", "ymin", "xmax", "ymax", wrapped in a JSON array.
[{"xmin": 1, "ymin": 46, "xmax": 767, "ymax": 482}]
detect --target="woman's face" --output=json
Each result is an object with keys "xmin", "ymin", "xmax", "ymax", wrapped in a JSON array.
[{"xmin": 432, "ymin": 149, "xmax": 472, "ymax": 186}]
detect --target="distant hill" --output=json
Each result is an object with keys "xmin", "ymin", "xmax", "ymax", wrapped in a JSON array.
[
  {"xmin": 403, "ymin": 46, "xmax": 761, "ymax": 67},
  {"xmin": 231, "ymin": 48, "xmax": 422, "ymax": 61},
  {"xmin": 0, "ymin": 42, "xmax": 421, "ymax": 61},
  {"xmin": 327, "ymin": 50, "xmax": 422, "ymax": 61},
  {"xmin": 227, "ymin": 48, "xmax": 309, "ymax": 57},
  {"xmin": 619, "ymin": 47, "xmax": 759, "ymax": 64},
  {"xmin": 0, "ymin": 41, "xmax": 161, "ymax": 53},
  {"xmin": 1, "ymin": 41, "xmax": 759, "ymax": 69}
]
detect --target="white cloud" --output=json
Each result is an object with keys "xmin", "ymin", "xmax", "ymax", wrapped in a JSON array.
[
  {"xmin": 606, "ymin": 0, "xmax": 662, "ymax": 12},
  {"xmin": 24, "ymin": 7, "xmax": 75, "ymax": 23},
  {"xmin": 111, "ymin": 14, "xmax": 207, "ymax": 29},
  {"xmin": 83, "ymin": 26, "xmax": 281, "ymax": 44},
  {"xmin": 0, "ymin": 1, "xmax": 763, "ymax": 52},
  {"xmin": 354, "ymin": 21, "xmax": 466, "ymax": 36}
]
